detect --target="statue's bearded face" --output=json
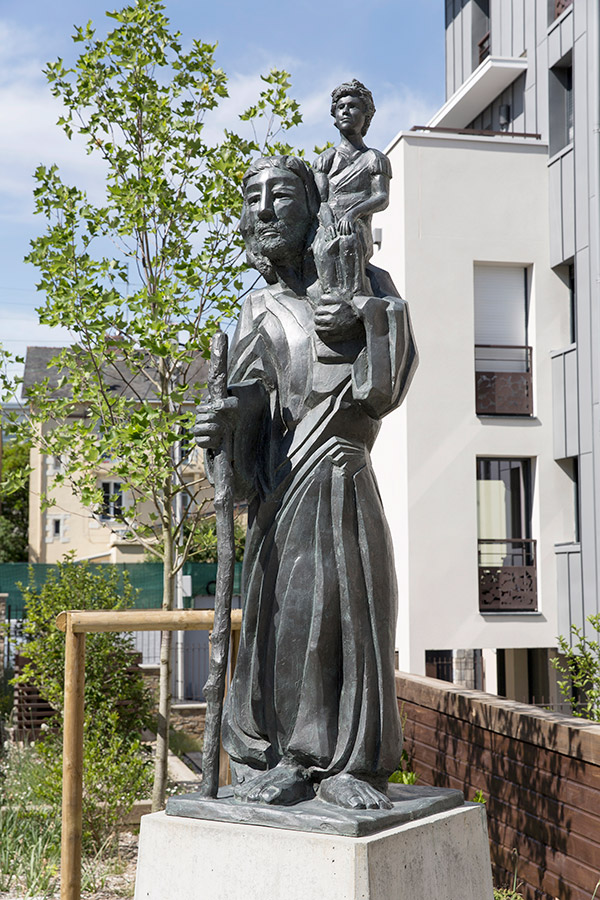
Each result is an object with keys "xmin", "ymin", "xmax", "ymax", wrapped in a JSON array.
[{"xmin": 241, "ymin": 167, "xmax": 311, "ymax": 268}]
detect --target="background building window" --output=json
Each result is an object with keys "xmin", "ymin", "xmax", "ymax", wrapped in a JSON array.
[
  {"xmin": 100, "ymin": 481, "xmax": 123, "ymax": 521},
  {"xmin": 549, "ymin": 57, "xmax": 573, "ymax": 156},
  {"xmin": 477, "ymin": 458, "xmax": 537, "ymax": 611},
  {"xmin": 471, "ymin": 0, "xmax": 490, "ymax": 69},
  {"xmin": 549, "ymin": 0, "xmax": 573, "ymax": 25},
  {"xmin": 474, "ymin": 265, "xmax": 532, "ymax": 415}
]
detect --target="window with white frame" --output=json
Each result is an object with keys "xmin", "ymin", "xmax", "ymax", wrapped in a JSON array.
[
  {"xmin": 100, "ymin": 481, "xmax": 123, "ymax": 521},
  {"xmin": 46, "ymin": 514, "xmax": 70, "ymax": 544}
]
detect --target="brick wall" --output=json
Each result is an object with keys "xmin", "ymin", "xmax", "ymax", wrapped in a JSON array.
[{"xmin": 396, "ymin": 672, "xmax": 600, "ymax": 900}]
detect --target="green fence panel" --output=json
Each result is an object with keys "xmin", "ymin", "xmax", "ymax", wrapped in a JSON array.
[{"xmin": 0, "ymin": 561, "xmax": 243, "ymax": 620}]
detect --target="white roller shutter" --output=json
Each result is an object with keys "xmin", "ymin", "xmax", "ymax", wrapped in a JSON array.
[{"xmin": 474, "ymin": 265, "xmax": 527, "ymax": 346}]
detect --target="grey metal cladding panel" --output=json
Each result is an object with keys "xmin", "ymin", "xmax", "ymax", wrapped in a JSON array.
[
  {"xmin": 548, "ymin": 160, "xmax": 563, "ymax": 266},
  {"xmin": 575, "ymin": 246, "xmax": 593, "ymax": 453},
  {"xmin": 500, "ymin": 0, "xmax": 513, "ymax": 55},
  {"xmin": 579, "ymin": 450, "xmax": 598, "ymax": 624},
  {"xmin": 559, "ymin": 7, "xmax": 574, "ymax": 57},
  {"xmin": 512, "ymin": 78, "xmax": 525, "ymax": 131},
  {"xmin": 561, "ymin": 150, "xmax": 575, "ymax": 262},
  {"xmin": 574, "ymin": 35, "xmax": 589, "ymax": 252},
  {"xmin": 454, "ymin": 2, "xmax": 465, "ymax": 91},
  {"xmin": 462, "ymin": 1, "xmax": 472, "ymax": 83},
  {"xmin": 547, "ymin": 21, "xmax": 562, "ymax": 67},
  {"xmin": 490, "ymin": 0, "xmax": 503, "ymax": 55},
  {"xmin": 564, "ymin": 347, "xmax": 579, "ymax": 457},
  {"xmin": 555, "ymin": 549, "xmax": 571, "ymax": 637},
  {"xmin": 567, "ymin": 550, "xmax": 583, "ymax": 635},
  {"xmin": 524, "ymin": 0, "xmax": 537, "ymax": 56},
  {"xmin": 512, "ymin": 0, "xmax": 525, "ymax": 57},
  {"xmin": 552, "ymin": 353, "xmax": 567, "ymax": 459},
  {"xmin": 524, "ymin": 86, "xmax": 537, "ymax": 136},
  {"xmin": 573, "ymin": 0, "xmax": 587, "ymax": 41},
  {"xmin": 535, "ymin": 0, "xmax": 547, "ymax": 46},
  {"xmin": 446, "ymin": 18, "xmax": 455, "ymax": 98},
  {"xmin": 536, "ymin": 34, "xmax": 549, "ymax": 141}
]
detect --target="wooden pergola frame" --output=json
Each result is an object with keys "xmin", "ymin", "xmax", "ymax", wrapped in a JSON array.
[{"xmin": 55, "ymin": 608, "xmax": 242, "ymax": 900}]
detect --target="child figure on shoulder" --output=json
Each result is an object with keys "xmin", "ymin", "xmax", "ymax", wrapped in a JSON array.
[{"xmin": 312, "ymin": 79, "xmax": 391, "ymax": 301}]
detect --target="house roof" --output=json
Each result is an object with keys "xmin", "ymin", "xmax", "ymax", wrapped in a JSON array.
[{"xmin": 23, "ymin": 345, "xmax": 209, "ymax": 402}]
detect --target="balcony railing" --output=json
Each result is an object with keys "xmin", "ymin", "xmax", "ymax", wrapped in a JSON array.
[
  {"xmin": 475, "ymin": 345, "xmax": 533, "ymax": 416},
  {"xmin": 478, "ymin": 538, "xmax": 537, "ymax": 612},
  {"xmin": 478, "ymin": 31, "xmax": 491, "ymax": 65},
  {"xmin": 554, "ymin": 0, "xmax": 572, "ymax": 21}
]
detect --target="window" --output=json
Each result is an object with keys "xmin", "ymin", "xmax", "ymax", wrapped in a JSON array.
[
  {"xmin": 471, "ymin": 0, "xmax": 490, "ymax": 69},
  {"xmin": 46, "ymin": 514, "xmax": 69, "ymax": 544},
  {"xmin": 549, "ymin": 58, "xmax": 573, "ymax": 156},
  {"xmin": 549, "ymin": 0, "xmax": 573, "ymax": 24},
  {"xmin": 477, "ymin": 458, "xmax": 537, "ymax": 611},
  {"xmin": 100, "ymin": 482, "xmax": 123, "ymax": 521},
  {"xmin": 568, "ymin": 263, "xmax": 576, "ymax": 343},
  {"xmin": 474, "ymin": 265, "xmax": 532, "ymax": 415}
]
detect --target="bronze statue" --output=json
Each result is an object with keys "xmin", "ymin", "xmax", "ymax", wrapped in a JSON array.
[
  {"xmin": 193, "ymin": 87, "xmax": 417, "ymax": 812},
  {"xmin": 313, "ymin": 80, "xmax": 391, "ymax": 299}
]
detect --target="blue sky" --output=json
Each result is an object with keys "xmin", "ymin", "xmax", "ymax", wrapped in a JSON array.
[{"xmin": 0, "ymin": 0, "xmax": 445, "ymax": 370}]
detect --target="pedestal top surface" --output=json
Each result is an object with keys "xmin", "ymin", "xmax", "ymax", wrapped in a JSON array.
[{"xmin": 165, "ymin": 783, "xmax": 465, "ymax": 837}]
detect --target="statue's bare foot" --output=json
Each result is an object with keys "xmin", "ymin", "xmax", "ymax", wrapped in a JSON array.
[
  {"xmin": 318, "ymin": 773, "xmax": 393, "ymax": 810},
  {"xmin": 234, "ymin": 760, "xmax": 314, "ymax": 806}
]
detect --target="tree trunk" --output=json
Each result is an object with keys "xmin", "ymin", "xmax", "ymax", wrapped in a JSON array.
[{"xmin": 151, "ymin": 518, "xmax": 175, "ymax": 812}]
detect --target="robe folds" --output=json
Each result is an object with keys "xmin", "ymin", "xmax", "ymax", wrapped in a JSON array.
[{"xmin": 221, "ymin": 280, "xmax": 418, "ymax": 785}]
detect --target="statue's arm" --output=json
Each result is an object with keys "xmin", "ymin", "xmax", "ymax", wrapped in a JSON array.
[
  {"xmin": 337, "ymin": 173, "xmax": 390, "ymax": 234},
  {"xmin": 350, "ymin": 294, "xmax": 418, "ymax": 420}
]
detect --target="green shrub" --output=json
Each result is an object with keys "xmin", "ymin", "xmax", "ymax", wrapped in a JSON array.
[
  {"xmin": 552, "ymin": 613, "xmax": 600, "ymax": 721},
  {"xmin": 12, "ymin": 560, "xmax": 154, "ymax": 850}
]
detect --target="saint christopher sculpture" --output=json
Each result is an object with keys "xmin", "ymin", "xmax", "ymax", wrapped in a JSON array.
[{"xmin": 193, "ymin": 80, "xmax": 418, "ymax": 811}]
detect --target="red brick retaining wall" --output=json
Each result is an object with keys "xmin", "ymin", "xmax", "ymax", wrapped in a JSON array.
[{"xmin": 396, "ymin": 672, "xmax": 600, "ymax": 900}]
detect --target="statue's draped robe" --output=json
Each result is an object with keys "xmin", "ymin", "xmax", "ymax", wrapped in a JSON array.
[{"xmin": 222, "ymin": 281, "xmax": 417, "ymax": 785}]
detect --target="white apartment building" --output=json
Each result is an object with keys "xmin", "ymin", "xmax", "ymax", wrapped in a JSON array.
[{"xmin": 372, "ymin": 0, "xmax": 597, "ymax": 705}]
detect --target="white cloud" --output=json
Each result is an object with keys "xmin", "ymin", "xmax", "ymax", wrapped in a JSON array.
[{"xmin": 0, "ymin": 20, "xmax": 109, "ymax": 223}]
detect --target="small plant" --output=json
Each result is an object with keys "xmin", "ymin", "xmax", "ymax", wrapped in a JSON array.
[
  {"xmin": 493, "ymin": 848, "xmax": 524, "ymax": 900},
  {"xmin": 389, "ymin": 704, "xmax": 418, "ymax": 784},
  {"xmin": 13, "ymin": 560, "xmax": 154, "ymax": 850},
  {"xmin": 0, "ymin": 743, "xmax": 62, "ymax": 897},
  {"xmin": 472, "ymin": 788, "xmax": 486, "ymax": 804},
  {"xmin": 551, "ymin": 613, "xmax": 600, "ymax": 721}
]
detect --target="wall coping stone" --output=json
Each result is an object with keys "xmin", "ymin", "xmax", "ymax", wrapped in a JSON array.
[{"xmin": 396, "ymin": 671, "xmax": 600, "ymax": 767}]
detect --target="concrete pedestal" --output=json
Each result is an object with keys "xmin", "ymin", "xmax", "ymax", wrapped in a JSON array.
[{"xmin": 134, "ymin": 803, "xmax": 494, "ymax": 900}]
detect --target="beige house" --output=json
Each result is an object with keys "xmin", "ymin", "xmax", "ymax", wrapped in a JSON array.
[{"xmin": 25, "ymin": 346, "xmax": 210, "ymax": 564}]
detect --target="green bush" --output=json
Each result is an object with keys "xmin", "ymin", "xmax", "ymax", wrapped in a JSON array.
[
  {"xmin": 13, "ymin": 560, "xmax": 154, "ymax": 850},
  {"xmin": 551, "ymin": 613, "xmax": 600, "ymax": 721}
]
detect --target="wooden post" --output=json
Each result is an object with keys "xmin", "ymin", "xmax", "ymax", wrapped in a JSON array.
[
  {"xmin": 60, "ymin": 615, "xmax": 86, "ymax": 900},
  {"xmin": 54, "ymin": 607, "xmax": 243, "ymax": 900}
]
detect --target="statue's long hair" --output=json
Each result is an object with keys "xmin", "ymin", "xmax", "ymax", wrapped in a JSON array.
[
  {"xmin": 330, "ymin": 79, "xmax": 376, "ymax": 137},
  {"xmin": 240, "ymin": 156, "xmax": 320, "ymax": 285}
]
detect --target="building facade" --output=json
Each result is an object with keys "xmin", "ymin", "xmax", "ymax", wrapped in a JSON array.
[{"xmin": 372, "ymin": 0, "xmax": 598, "ymax": 704}]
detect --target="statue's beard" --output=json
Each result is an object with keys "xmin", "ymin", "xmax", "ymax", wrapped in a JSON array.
[{"xmin": 251, "ymin": 222, "xmax": 305, "ymax": 267}]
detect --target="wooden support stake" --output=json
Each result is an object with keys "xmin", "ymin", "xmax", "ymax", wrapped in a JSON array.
[{"xmin": 60, "ymin": 617, "xmax": 86, "ymax": 900}]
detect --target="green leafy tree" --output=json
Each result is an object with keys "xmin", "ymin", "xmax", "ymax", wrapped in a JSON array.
[
  {"xmin": 551, "ymin": 613, "xmax": 600, "ymax": 721},
  {"xmin": 14, "ymin": 561, "xmax": 153, "ymax": 848},
  {"xmin": 9, "ymin": 0, "xmax": 304, "ymax": 809},
  {"xmin": 0, "ymin": 436, "xmax": 30, "ymax": 562}
]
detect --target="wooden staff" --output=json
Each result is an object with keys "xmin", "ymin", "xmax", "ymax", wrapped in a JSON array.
[{"xmin": 199, "ymin": 329, "xmax": 235, "ymax": 797}]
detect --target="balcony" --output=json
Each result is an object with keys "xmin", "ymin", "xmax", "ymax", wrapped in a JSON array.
[
  {"xmin": 478, "ymin": 32, "xmax": 490, "ymax": 65},
  {"xmin": 478, "ymin": 539, "xmax": 537, "ymax": 612},
  {"xmin": 553, "ymin": 0, "xmax": 572, "ymax": 21},
  {"xmin": 475, "ymin": 345, "xmax": 533, "ymax": 416}
]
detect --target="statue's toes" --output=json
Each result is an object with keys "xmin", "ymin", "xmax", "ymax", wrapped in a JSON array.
[{"xmin": 259, "ymin": 784, "xmax": 281, "ymax": 804}]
